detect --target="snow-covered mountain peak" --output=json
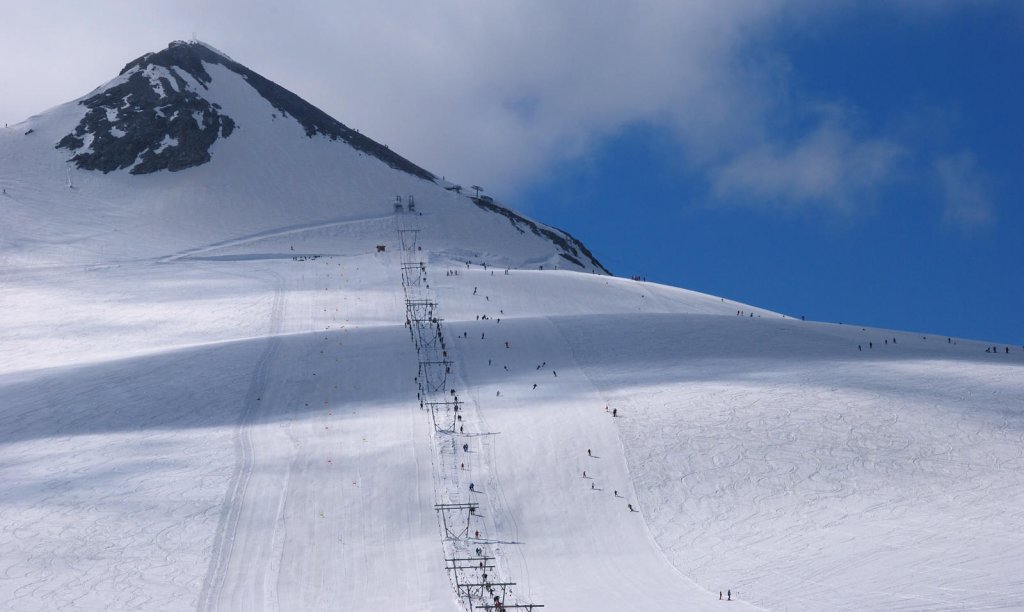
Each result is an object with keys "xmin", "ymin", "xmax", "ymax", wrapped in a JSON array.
[
  {"xmin": 1, "ymin": 41, "xmax": 607, "ymax": 273},
  {"xmin": 54, "ymin": 40, "xmax": 434, "ymax": 179}
]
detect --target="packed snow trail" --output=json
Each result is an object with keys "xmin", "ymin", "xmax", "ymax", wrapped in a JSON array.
[
  {"xmin": 198, "ymin": 270, "xmax": 285, "ymax": 610},
  {"xmin": 432, "ymin": 268, "xmax": 762, "ymax": 610}
]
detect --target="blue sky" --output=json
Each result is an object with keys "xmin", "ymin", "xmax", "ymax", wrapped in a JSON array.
[
  {"xmin": 521, "ymin": 4, "xmax": 1023, "ymax": 345},
  {"xmin": 0, "ymin": 2, "xmax": 1019, "ymax": 344}
]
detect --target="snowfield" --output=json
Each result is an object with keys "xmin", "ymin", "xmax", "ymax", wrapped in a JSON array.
[
  {"xmin": 2, "ymin": 245, "xmax": 1021, "ymax": 611},
  {"xmin": 2, "ymin": 41, "xmax": 1023, "ymax": 611}
]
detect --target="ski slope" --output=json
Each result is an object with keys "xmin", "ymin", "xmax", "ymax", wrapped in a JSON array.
[{"xmin": 2, "ymin": 220, "xmax": 1022, "ymax": 610}]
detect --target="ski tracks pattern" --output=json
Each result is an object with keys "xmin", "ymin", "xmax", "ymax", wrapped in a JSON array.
[{"xmin": 198, "ymin": 269, "xmax": 285, "ymax": 612}]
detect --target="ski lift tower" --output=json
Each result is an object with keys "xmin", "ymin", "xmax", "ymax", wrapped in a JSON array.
[
  {"xmin": 394, "ymin": 195, "xmax": 404, "ymax": 213},
  {"xmin": 408, "ymin": 195, "xmax": 416, "ymax": 213}
]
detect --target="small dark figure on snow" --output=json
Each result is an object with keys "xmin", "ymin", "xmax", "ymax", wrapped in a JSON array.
[
  {"xmin": 728, "ymin": 590, "xmax": 731, "ymax": 601},
  {"xmin": 612, "ymin": 408, "xmax": 617, "ymax": 417},
  {"xmin": 587, "ymin": 449, "xmax": 591, "ymax": 457}
]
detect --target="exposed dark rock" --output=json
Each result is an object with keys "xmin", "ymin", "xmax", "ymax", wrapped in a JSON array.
[
  {"xmin": 56, "ymin": 41, "xmax": 435, "ymax": 180},
  {"xmin": 471, "ymin": 196, "xmax": 609, "ymax": 274},
  {"xmin": 57, "ymin": 65, "xmax": 235, "ymax": 174}
]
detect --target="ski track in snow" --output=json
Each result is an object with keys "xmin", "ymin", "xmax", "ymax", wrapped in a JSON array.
[{"xmin": 198, "ymin": 269, "xmax": 284, "ymax": 611}]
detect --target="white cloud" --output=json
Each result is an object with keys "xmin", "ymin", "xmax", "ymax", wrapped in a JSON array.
[
  {"xmin": 0, "ymin": 0, "xmax": 971, "ymax": 211},
  {"xmin": 709, "ymin": 123, "xmax": 903, "ymax": 211},
  {"xmin": 935, "ymin": 151, "xmax": 995, "ymax": 229}
]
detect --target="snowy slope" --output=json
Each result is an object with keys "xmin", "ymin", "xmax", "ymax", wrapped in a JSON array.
[
  {"xmin": 0, "ymin": 41, "xmax": 603, "ymax": 273},
  {"xmin": 2, "ymin": 41, "xmax": 1024, "ymax": 612}
]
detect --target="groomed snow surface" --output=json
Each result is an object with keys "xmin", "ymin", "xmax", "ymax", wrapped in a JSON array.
[{"xmin": 2, "ymin": 216, "xmax": 1023, "ymax": 611}]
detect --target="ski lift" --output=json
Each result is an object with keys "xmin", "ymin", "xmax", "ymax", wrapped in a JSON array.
[
  {"xmin": 393, "ymin": 195, "xmax": 404, "ymax": 213},
  {"xmin": 408, "ymin": 195, "xmax": 416, "ymax": 212}
]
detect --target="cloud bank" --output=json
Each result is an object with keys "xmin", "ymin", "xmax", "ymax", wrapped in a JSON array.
[{"xmin": 0, "ymin": 1, "xmax": 979, "ymax": 213}]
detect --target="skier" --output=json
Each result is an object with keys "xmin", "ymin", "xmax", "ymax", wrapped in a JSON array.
[
  {"xmin": 628, "ymin": 503, "xmax": 634, "ymax": 512},
  {"xmin": 504, "ymin": 341, "xmax": 509, "ymax": 348},
  {"xmin": 583, "ymin": 470, "xmax": 587, "ymax": 478},
  {"xmin": 587, "ymin": 449, "xmax": 592, "ymax": 457},
  {"xmin": 591, "ymin": 482, "xmax": 595, "ymax": 490},
  {"xmin": 533, "ymin": 383, "xmax": 537, "ymax": 390},
  {"xmin": 469, "ymin": 482, "xmax": 475, "ymax": 492},
  {"xmin": 463, "ymin": 443, "xmax": 469, "ymax": 452},
  {"xmin": 553, "ymin": 370, "xmax": 557, "ymax": 377},
  {"xmin": 728, "ymin": 590, "xmax": 731, "ymax": 601},
  {"xmin": 612, "ymin": 408, "xmax": 617, "ymax": 417},
  {"xmin": 473, "ymin": 287, "xmax": 477, "ymax": 295}
]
